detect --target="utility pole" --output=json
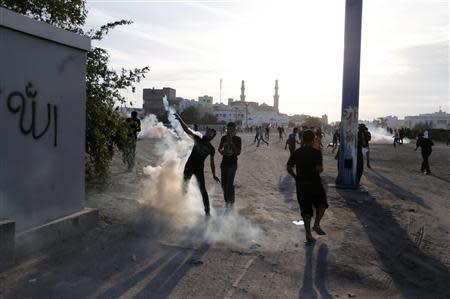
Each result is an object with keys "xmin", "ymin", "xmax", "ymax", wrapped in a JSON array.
[{"xmin": 336, "ymin": 0, "xmax": 363, "ymax": 188}]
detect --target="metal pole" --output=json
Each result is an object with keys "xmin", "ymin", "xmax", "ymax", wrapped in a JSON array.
[{"xmin": 336, "ymin": 0, "xmax": 363, "ymax": 188}]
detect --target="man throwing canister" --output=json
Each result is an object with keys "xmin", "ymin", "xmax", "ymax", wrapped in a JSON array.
[
  {"xmin": 218, "ymin": 122, "xmax": 242, "ymax": 211},
  {"xmin": 174, "ymin": 113, "xmax": 220, "ymax": 216},
  {"xmin": 287, "ymin": 129, "xmax": 328, "ymax": 244}
]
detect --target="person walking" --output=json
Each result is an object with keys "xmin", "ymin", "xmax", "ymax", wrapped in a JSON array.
[
  {"xmin": 393, "ymin": 130, "xmax": 399, "ymax": 147},
  {"xmin": 254, "ymin": 126, "xmax": 260, "ymax": 143},
  {"xmin": 125, "ymin": 111, "xmax": 141, "ymax": 170},
  {"xmin": 287, "ymin": 130, "xmax": 328, "ymax": 244},
  {"xmin": 218, "ymin": 122, "xmax": 242, "ymax": 211},
  {"xmin": 361, "ymin": 124, "xmax": 372, "ymax": 169},
  {"xmin": 285, "ymin": 127, "xmax": 300, "ymax": 156},
  {"xmin": 257, "ymin": 126, "xmax": 269, "ymax": 147},
  {"xmin": 415, "ymin": 130, "xmax": 434, "ymax": 175},
  {"xmin": 278, "ymin": 126, "xmax": 285, "ymax": 141},
  {"xmin": 265, "ymin": 126, "xmax": 270, "ymax": 140},
  {"xmin": 174, "ymin": 113, "xmax": 220, "ymax": 216},
  {"xmin": 331, "ymin": 129, "xmax": 340, "ymax": 153}
]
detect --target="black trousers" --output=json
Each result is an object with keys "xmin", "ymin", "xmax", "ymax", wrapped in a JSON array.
[
  {"xmin": 221, "ymin": 163, "xmax": 237, "ymax": 204},
  {"xmin": 356, "ymin": 151, "xmax": 364, "ymax": 185},
  {"xmin": 421, "ymin": 152, "xmax": 431, "ymax": 174},
  {"xmin": 184, "ymin": 168, "xmax": 210, "ymax": 213}
]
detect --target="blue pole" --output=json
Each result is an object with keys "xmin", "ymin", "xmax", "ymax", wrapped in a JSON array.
[{"xmin": 336, "ymin": 0, "xmax": 363, "ymax": 188}]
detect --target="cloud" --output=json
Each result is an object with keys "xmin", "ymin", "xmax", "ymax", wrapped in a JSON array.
[{"xmin": 360, "ymin": 40, "xmax": 449, "ymax": 119}]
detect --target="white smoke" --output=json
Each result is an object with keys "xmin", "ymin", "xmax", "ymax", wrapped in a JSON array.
[
  {"xmin": 366, "ymin": 124, "xmax": 410, "ymax": 145},
  {"xmin": 137, "ymin": 98, "xmax": 260, "ymax": 247}
]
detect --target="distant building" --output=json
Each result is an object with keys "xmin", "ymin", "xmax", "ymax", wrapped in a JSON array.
[
  {"xmin": 143, "ymin": 87, "xmax": 176, "ymax": 117},
  {"xmin": 273, "ymin": 80, "xmax": 279, "ymax": 113},
  {"xmin": 384, "ymin": 115, "xmax": 405, "ymax": 129},
  {"xmin": 198, "ymin": 95, "xmax": 213, "ymax": 105},
  {"xmin": 213, "ymin": 104, "xmax": 245, "ymax": 124},
  {"xmin": 177, "ymin": 98, "xmax": 197, "ymax": 112},
  {"xmin": 321, "ymin": 114, "xmax": 328, "ymax": 125},
  {"xmin": 289, "ymin": 114, "xmax": 311, "ymax": 125},
  {"xmin": 240, "ymin": 80, "xmax": 246, "ymax": 102},
  {"xmin": 404, "ymin": 110, "xmax": 450, "ymax": 129}
]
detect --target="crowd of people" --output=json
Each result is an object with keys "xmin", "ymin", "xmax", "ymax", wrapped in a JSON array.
[{"xmin": 122, "ymin": 110, "xmax": 437, "ymax": 244}]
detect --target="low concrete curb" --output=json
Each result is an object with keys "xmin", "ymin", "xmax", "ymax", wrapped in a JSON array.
[
  {"xmin": 0, "ymin": 219, "xmax": 15, "ymax": 271},
  {"xmin": 15, "ymin": 208, "xmax": 98, "ymax": 259}
]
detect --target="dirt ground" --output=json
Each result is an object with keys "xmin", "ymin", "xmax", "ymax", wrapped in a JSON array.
[{"xmin": 1, "ymin": 132, "xmax": 449, "ymax": 299}]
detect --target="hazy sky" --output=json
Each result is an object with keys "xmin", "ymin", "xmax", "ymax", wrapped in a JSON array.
[{"xmin": 85, "ymin": 0, "xmax": 449, "ymax": 121}]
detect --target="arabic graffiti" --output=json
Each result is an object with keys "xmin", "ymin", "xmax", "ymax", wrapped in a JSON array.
[{"xmin": 5, "ymin": 83, "xmax": 58, "ymax": 147}]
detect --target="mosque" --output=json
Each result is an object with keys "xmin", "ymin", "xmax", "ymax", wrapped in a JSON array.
[{"xmin": 212, "ymin": 80, "xmax": 289, "ymax": 127}]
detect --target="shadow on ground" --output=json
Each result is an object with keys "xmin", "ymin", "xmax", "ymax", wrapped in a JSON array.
[
  {"xmin": 364, "ymin": 170, "xmax": 430, "ymax": 208},
  {"xmin": 298, "ymin": 243, "xmax": 333, "ymax": 299},
  {"xmin": 3, "ymin": 223, "xmax": 209, "ymax": 299},
  {"xmin": 337, "ymin": 189, "xmax": 450, "ymax": 299}
]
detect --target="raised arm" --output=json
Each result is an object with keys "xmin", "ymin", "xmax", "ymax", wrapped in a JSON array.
[{"xmin": 174, "ymin": 113, "xmax": 195, "ymax": 138}]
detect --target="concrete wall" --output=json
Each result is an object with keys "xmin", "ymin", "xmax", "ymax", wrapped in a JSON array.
[{"xmin": 0, "ymin": 8, "xmax": 90, "ymax": 231}]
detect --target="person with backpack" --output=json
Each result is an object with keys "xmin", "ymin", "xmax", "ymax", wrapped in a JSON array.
[{"xmin": 285, "ymin": 127, "xmax": 300, "ymax": 156}]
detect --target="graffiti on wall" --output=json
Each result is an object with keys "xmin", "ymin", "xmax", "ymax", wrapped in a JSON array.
[
  {"xmin": 341, "ymin": 106, "xmax": 358, "ymax": 168},
  {"xmin": 2, "ymin": 83, "xmax": 58, "ymax": 147}
]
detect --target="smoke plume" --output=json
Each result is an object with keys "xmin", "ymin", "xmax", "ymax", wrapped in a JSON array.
[
  {"xmin": 137, "ymin": 99, "xmax": 260, "ymax": 248},
  {"xmin": 366, "ymin": 124, "xmax": 410, "ymax": 144}
]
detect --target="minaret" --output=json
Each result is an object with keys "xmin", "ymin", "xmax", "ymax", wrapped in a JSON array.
[
  {"xmin": 273, "ymin": 79, "xmax": 279, "ymax": 113},
  {"xmin": 240, "ymin": 80, "xmax": 246, "ymax": 102}
]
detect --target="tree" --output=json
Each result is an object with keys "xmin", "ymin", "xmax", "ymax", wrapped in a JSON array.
[
  {"xmin": 374, "ymin": 117, "xmax": 388, "ymax": 128},
  {"xmin": 199, "ymin": 113, "xmax": 218, "ymax": 125},
  {"xmin": 1, "ymin": 1, "xmax": 150, "ymax": 179},
  {"xmin": 180, "ymin": 106, "xmax": 199, "ymax": 124},
  {"xmin": 0, "ymin": 0, "xmax": 87, "ymax": 32},
  {"xmin": 302, "ymin": 117, "xmax": 323, "ymax": 128}
]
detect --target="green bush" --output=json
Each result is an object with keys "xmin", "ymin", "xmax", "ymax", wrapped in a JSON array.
[{"xmin": 1, "ymin": 1, "xmax": 149, "ymax": 180}]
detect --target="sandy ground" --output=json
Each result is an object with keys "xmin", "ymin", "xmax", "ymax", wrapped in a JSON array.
[{"xmin": 1, "ymin": 133, "xmax": 449, "ymax": 299}]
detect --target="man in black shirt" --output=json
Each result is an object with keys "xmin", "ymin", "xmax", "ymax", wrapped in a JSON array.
[
  {"xmin": 287, "ymin": 130, "xmax": 328, "ymax": 243},
  {"xmin": 415, "ymin": 130, "xmax": 434, "ymax": 175},
  {"xmin": 174, "ymin": 113, "xmax": 220, "ymax": 216},
  {"xmin": 218, "ymin": 122, "xmax": 242, "ymax": 211},
  {"xmin": 125, "ymin": 111, "xmax": 142, "ymax": 170}
]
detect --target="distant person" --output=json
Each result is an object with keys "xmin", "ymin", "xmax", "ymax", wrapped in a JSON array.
[
  {"xmin": 393, "ymin": 130, "xmax": 399, "ymax": 147},
  {"xmin": 218, "ymin": 122, "xmax": 242, "ymax": 211},
  {"xmin": 287, "ymin": 130, "xmax": 328, "ymax": 244},
  {"xmin": 415, "ymin": 130, "xmax": 434, "ymax": 175},
  {"xmin": 257, "ymin": 126, "xmax": 269, "ymax": 147},
  {"xmin": 329, "ymin": 129, "xmax": 340, "ymax": 153},
  {"xmin": 399, "ymin": 128, "xmax": 405, "ymax": 145},
  {"xmin": 285, "ymin": 127, "xmax": 300, "ymax": 156},
  {"xmin": 174, "ymin": 113, "xmax": 220, "ymax": 216},
  {"xmin": 125, "ymin": 111, "xmax": 141, "ymax": 170},
  {"xmin": 356, "ymin": 124, "xmax": 366, "ymax": 184},
  {"xmin": 265, "ymin": 126, "xmax": 270, "ymax": 140},
  {"xmin": 254, "ymin": 126, "xmax": 261, "ymax": 143},
  {"xmin": 193, "ymin": 124, "xmax": 199, "ymax": 132},
  {"xmin": 361, "ymin": 124, "xmax": 372, "ymax": 169},
  {"xmin": 278, "ymin": 126, "xmax": 285, "ymax": 141}
]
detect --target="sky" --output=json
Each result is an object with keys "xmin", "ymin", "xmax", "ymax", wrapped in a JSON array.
[{"xmin": 85, "ymin": 0, "xmax": 449, "ymax": 121}]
